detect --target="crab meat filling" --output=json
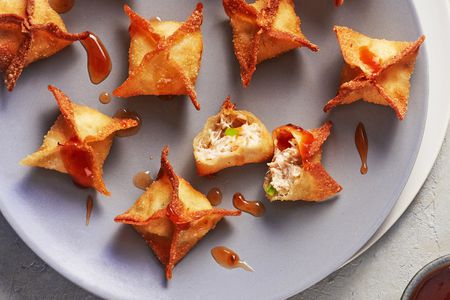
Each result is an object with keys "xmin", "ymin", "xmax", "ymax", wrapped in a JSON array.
[
  {"xmin": 267, "ymin": 140, "xmax": 302, "ymax": 196},
  {"xmin": 196, "ymin": 114, "xmax": 261, "ymax": 160}
]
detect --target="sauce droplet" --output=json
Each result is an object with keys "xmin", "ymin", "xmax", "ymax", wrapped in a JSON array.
[
  {"xmin": 113, "ymin": 109, "xmax": 141, "ymax": 137},
  {"xmin": 207, "ymin": 187, "xmax": 222, "ymax": 206},
  {"xmin": 211, "ymin": 246, "xmax": 254, "ymax": 272},
  {"xmin": 60, "ymin": 139, "xmax": 94, "ymax": 188},
  {"xmin": 80, "ymin": 32, "xmax": 112, "ymax": 84},
  {"xmin": 232, "ymin": 193, "xmax": 265, "ymax": 217},
  {"xmin": 133, "ymin": 171, "xmax": 153, "ymax": 190},
  {"xmin": 355, "ymin": 122, "xmax": 368, "ymax": 175},
  {"xmin": 99, "ymin": 92, "xmax": 111, "ymax": 104},
  {"xmin": 86, "ymin": 194, "xmax": 94, "ymax": 226},
  {"xmin": 410, "ymin": 264, "xmax": 450, "ymax": 300},
  {"xmin": 49, "ymin": 0, "xmax": 75, "ymax": 14}
]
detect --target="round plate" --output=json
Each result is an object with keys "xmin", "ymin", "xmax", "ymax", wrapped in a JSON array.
[{"xmin": 0, "ymin": 1, "xmax": 446, "ymax": 299}]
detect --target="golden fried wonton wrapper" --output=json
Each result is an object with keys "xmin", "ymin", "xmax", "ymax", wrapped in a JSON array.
[
  {"xmin": 223, "ymin": 0, "xmax": 318, "ymax": 87},
  {"xmin": 0, "ymin": 0, "xmax": 89, "ymax": 91},
  {"xmin": 193, "ymin": 97, "xmax": 274, "ymax": 176},
  {"xmin": 113, "ymin": 4, "xmax": 204, "ymax": 110},
  {"xmin": 324, "ymin": 26, "xmax": 425, "ymax": 120},
  {"xmin": 263, "ymin": 122, "xmax": 342, "ymax": 202},
  {"xmin": 21, "ymin": 86, "xmax": 138, "ymax": 196},
  {"xmin": 115, "ymin": 147, "xmax": 240, "ymax": 279}
]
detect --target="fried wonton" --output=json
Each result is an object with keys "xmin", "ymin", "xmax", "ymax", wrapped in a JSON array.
[
  {"xmin": 223, "ymin": 0, "xmax": 318, "ymax": 87},
  {"xmin": 263, "ymin": 122, "xmax": 342, "ymax": 202},
  {"xmin": 113, "ymin": 4, "xmax": 204, "ymax": 110},
  {"xmin": 0, "ymin": 0, "xmax": 89, "ymax": 91},
  {"xmin": 115, "ymin": 146, "xmax": 240, "ymax": 279},
  {"xmin": 324, "ymin": 26, "xmax": 425, "ymax": 120},
  {"xmin": 21, "ymin": 85, "xmax": 138, "ymax": 196},
  {"xmin": 193, "ymin": 97, "xmax": 274, "ymax": 176}
]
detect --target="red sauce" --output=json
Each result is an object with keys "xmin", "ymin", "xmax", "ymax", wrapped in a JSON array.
[
  {"xmin": 335, "ymin": 0, "xmax": 344, "ymax": 6},
  {"xmin": 355, "ymin": 122, "xmax": 368, "ymax": 175},
  {"xmin": 133, "ymin": 171, "xmax": 152, "ymax": 190},
  {"xmin": 60, "ymin": 139, "xmax": 94, "ymax": 188},
  {"xmin": 80, "ymin": 33, "xmax": 112, "ymax": 84},
  {"xmin": 359, "ymin": 46, "xmax": 381, "ymax": 72},
  {"xmin": 86, "ymin": 195, "xmax": 94, "ymax": 226},
  {"xmin": 211, "ymin": 246, "xmax": 254, "ymax": 272},
  {"xmin": 411, "ymin": 264, "xmax": 450, "ymax": 300},
  {"xmin": 276, "ymin": 130, "xmax": 294, "ymax": 151},
  {"xmin": 113, "ymin": 109, "xmax": 141, "ymax": 137},
  {"xmin": 207, "ymin": 187, "xmax": 222, "ymax": 206},
  {"xmin": 99, "ymin": 92, "xmax": 111, "ymax": 104},
  {"xmin": 232, "ymin": 193, "xmax": 265, "ymax": 217},
  {"xmin": 49, "ymin": 0, "xmax": 74, "ymax": 14}
]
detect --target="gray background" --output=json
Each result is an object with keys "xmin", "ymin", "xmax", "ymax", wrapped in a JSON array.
[{"xmin": 0, "ymin": 126, "xmax": 448, "ymax": 300}]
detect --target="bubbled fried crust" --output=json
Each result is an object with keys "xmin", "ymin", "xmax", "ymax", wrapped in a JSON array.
[
  {"xmin": 113, "ymin": 4, "xmax": 204, "ymax": 110},
  {"xmin": 193, "ymin": 96, "xmax": 274, "ymax": 176},
  {"xmin": 20, "ymin": 86, "xmax": 138, "ymax": 196},
  {"xmin": 0, "ymin": 0, "xmax": 89, "ymax": 91},
  {"xmin": 115, "ymin": 146, "xmax": 240, "ymax": 280},
  {"xmin": 223, "ymin": 0, "xmax": 318, "ymax": 87},
  {"xmin": 265, "ymin": 122, "xmax": 342, "ymax": 202},
  {"xmin": 324, "ymin": 26, "xmax": 425, "ymax": 120}
]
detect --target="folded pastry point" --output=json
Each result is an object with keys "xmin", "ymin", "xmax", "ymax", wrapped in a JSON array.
[
  {"xmin": 324, "ymin": 26, "xmax": 425, "ymax": 120},
  {"xmin": 0, "ymin": 0, "xmax": 89, "ymax": 91},
  {"xmin": 20, "ymin": 85, "xmax": 138, "ymax": 196},
  {"xmin": 113, "ymin": 4, "xmax": 204, "ymax": 110},
  {"xmin": 115, "ymin": 146, "xmax": 240, "ymax": 279},
  {"xmin": 223, "ymin": 0, "xmax": 318, "ymax": 87},
  {"xmin": 193, "ymin": 96, "xmax": 274, "ymax": 176},
  {"xmin": 263, "ymin": 122, "xmax": 342, "ymax": 202}
]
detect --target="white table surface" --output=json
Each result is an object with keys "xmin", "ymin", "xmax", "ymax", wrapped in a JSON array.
[{"xmin": 0, "ymin": 125, "xmax": 448, "ymax": 299}]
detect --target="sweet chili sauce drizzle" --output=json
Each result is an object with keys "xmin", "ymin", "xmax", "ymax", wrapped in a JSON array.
[
  {"xmin": 99, "ymin": 92, "xmax": 111, "ymax": 104},
  {"xmin": 113, "ymin": 109, "xmax": 142, "ymax": 137},
  {"xmin": 355, "ymin": 122, "xmax": 368, "ymax": 175},
  {"xmin": 85, "ymin": 195, "xmax": 94, "ymax": 226},
  {"xmin": 80, "ymin": 32, "xmax": 112, "ymax": 84},
  {"xmin": 133, "ymin": 171, "xmax": 153, "ymax": 190},
  {"xmin": 359, "ymin": 46, "xmax": 381, "ymax": 72},
  {"xmin": 211, "ymin": 246, "xmax": 254, "ymax": 272},
  {"xmin": 232, "ymin": 193, "xmax": 265, "ymax": 217},
  {"xmin": 59, "ymin": 139, "xmax": 94, "ymax": 188},
  {"xmin": 410, "ymin": 264, "xmax": 450, "ymax": 300},
  {"xmin": 207, "ymin": 187, "xmax": 222, "ymax": 206},
  {"xmin": 49, "ymin": 0, "xmax": 75, "ymax": 14}
]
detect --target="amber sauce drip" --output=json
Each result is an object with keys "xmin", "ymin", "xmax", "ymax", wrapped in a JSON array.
[
  {"xmin": 211, "ymin": 246, "xmax": 254, "ymax": 272},
  {"xmin": 49, "ymin": 0, "xmax": 74, "ymax": 14},
  {"xmin": 113, "ymin": 109, "xmax": 141, "ymax": 137},
  {"xmin": 60, "ymin": 139, "xmax": 94, "ymax": 188},
  {"xmin": 85, "ymin": 195, "xmax": 94, "ymax": 226},
  {"xmin": 355, "ymin": 122, "xmax": 368, "ymax": 175},
  {"xmin": 80, "ymin": 33, "xmax": 112, "ymax": 84},
  {"xmin": 411, "ymin": 264, "xmax": 450, "ymax": 300},
  {"xmin": 232, "ymin": 193, "xmax": 265, "ymax": 217},
  {"xmin": 207, "ymin": 187, "xmax": 222, "ymax": 206},
  {"xmin": 359, "ymin": 46, "xmax": 381, "ymax": 72},
  {"xmin": 99, "ymin": 92, "xmax": 111, "ymax": 104},
  {"xmin": 133, "ymin": 171, "xmax": 153, "ymax": 190}
]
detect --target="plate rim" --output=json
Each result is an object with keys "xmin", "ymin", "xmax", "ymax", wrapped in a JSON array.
[{"xmin": 1, "ymin": 0, "xmax": 449, "ymax": 299}]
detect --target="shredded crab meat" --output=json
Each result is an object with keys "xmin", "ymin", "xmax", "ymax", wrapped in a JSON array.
[
  {"xmin": 267, "ymin": 141, "xmax": 302, "ymax": 196},
  {"xmin": 196, "ymin": 114, "xmax": 261, "ymax": 160}
]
